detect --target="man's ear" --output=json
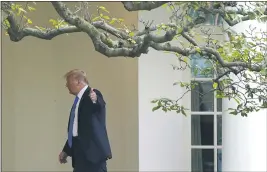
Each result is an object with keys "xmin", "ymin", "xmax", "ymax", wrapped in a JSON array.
[{"xmin": 77, "ymin": 79, "xmax": 82, "ymax": 85}]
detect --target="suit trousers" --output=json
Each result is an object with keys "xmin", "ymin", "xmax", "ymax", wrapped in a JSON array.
[{"xmin": 72, "ymin": 137, "xmax": 107, "ymax": 172}]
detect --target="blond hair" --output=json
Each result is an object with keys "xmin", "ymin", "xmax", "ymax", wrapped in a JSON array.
[{"xmin": 64, "ymin": 69, "xmax": 89, "ymax": 84}]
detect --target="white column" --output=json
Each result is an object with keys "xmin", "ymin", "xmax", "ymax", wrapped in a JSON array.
[
  {"xmin": 222, "ymin": 20, "xmax": 267, "ymax": 171},
  {"xmin": 222, "ymin": 100, "xmax": 267, "ymax": 171},
  {"xmin": 138, "ymin": 7, "xmax": 191, "ymax": 171}
]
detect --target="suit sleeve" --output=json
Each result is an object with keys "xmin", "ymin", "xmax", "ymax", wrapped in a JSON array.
[{"xmin": 63, "ymin": 140, "xmax": 72, "ymax": 157}]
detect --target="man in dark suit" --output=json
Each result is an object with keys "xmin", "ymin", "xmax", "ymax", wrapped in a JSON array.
[{"xmin": 58, "ymin": 69, "xmax": 112, "ymax": 172}]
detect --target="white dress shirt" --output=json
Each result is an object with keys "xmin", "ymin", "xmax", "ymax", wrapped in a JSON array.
[{"xmin": 72, "ymin": 85, "xmax": 88, "ymax": 136}]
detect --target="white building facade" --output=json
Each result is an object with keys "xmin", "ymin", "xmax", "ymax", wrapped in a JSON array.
[{"xmin": 138, "ymin": 5, "xmax": 266, "ymax": 172}]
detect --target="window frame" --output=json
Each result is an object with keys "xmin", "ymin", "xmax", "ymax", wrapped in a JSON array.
[{"xmin": 190, "ymin": 55, "xmax": 222, "ymax": 172}]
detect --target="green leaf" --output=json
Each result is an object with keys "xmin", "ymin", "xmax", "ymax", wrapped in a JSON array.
[
  {"xmin": 228, "ymin": 13, "xmax": 236, "ymax": 20},
  {"xmin": 195, "ymin": 47, "xmax": 201, "ymax": 53},
  {"xmin": 127, "ymin": 38, "xmax": 136, "ymax": 44},
  {"xmin": 177, "ymin": 27, "xmax": 183, "ymax": 34},
  {"xmin": 92, "ymin": 16, "xmax": 101, "ymax": 22},
  {"xmin": 11, "ymin": 4, "xmax": 16, "ymax": 10},
  {"xmin": 162, "ymin": 3, "xmax": 168, "ymax": 8},
  {"xmin": 49, "ymin": 19, "xmax": 58, "ymax": 26},
  {"xmin": 233, "ymin": 97, "xmax": 240, "ymax": 104},
  {"xmin": 186, "ymin": 15, "xmax": 192, "ymax": 22},
  {"xmin": 103, "ymin": 15, "xmax": 110, "ymax": 20},
  {"xmin": 109, "ymin": 18, "xmax": 117, "ymax": 24},
  {"xmin": 170, "ymin": 105, "xmax": 177, "ymax": 110},
  {"xmin": 241, "ymin": 112, "xmax": 247, "ymax": 117},
  {"xmin": 192, "ymin": 3, "xmax": 199, "ymax": 10},
  {"xmin": 181, "ymin": 108, "xmax": 186, "ymax": 116},
  {"xmin": 217, "ymin": 47, "xmax": 224, "ymax": 53},
  {"xmin": 129, "ymin": 32, "xmax": 135, "ymax": 37},
  {"xmin": 162, "ymin": 107, "xmax": 167, "ymax": 112},
  {"xmin": 3, "ymin": 19, "xmax": 10, "ymax": 28},
  {"xmin": 180, "ymin": 82, "xmax": 185, "ymax": 87},
  {"xmin": 248, "ymin": 11, "xmax": 256, "ymax": 20},
  {"xmin": 183, "ymin": 57, "xmax": 188, "ymax": 63},
  {"xmin": 229, "ymin": 110, "xmax": 238, "ymax": 115},
  {"xmin": 151, "ymin": 99, "xmax": 158, "ymax": 103},
  {"xmin": 161, "ymin": 24, "xmax": 167, "ymax": 29},
  {"xmin": 27, "ymin": 6, "xmax": 36, "ymax": 11},
  {"xmin": 27, "ymin": 18, "xmax": 32, "ymax": 24},
  {"xmin": 99, "ymin": 6, "xmax": 109, "ymax": 13},
  {"xmin": 18, "ymin": 7, "xmax": 27, "ymax": 13},
  {"xmin": 158, "ymin": 101, "xmax": 162, "ymax": 107},
  {"xmin": 213, "ymin": 82, "xmax": 218, "ymax": 89},
  {"xmin": 118, "ymin": 18, "xmax": 124, "ymax": 22},
  {"xmin": 216, "ymin": 94, "xmax": 224, "ymax": 98},
  {"xmin": 152, "ymin": 106, "xmax": 161, "ymax": 112}
]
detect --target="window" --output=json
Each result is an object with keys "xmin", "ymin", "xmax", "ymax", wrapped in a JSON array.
[
  {"xmin": 190, "ymin": 54, "xmax": 222, "ymax": 172},
  {"xmin": 188, "ymin": 8, "xmax": 224, "ymax": 26}
]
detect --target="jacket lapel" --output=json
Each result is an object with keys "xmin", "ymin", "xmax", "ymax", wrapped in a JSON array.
[
  {"xmin": 78, "ymin": 86, "xmax": 90, "ymax": 116},
  {"xmin": 67, "ymin": 86, "xmax": 90, "ymax": 132}
]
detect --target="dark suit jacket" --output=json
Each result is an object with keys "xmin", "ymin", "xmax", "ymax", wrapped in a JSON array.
[{"xmin": 62, "ymin": 87, "xmax": 112, "ymax": 165}]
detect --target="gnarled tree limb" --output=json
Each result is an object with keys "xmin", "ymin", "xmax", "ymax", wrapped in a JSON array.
[
  {"xmin": 2, "ymin": 1, "xmax": 266, "ymax": 67},
  {"xmin": 122, "ymin": 1, "xmax": 168, "ymax": 11},
  {"xmin": 51, "ymin": 1, "xmax": 152, "ymax": 57}
]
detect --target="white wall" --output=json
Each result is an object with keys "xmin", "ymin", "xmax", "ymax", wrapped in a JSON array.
[{"xmin": 138, "ymin": 7, "xmax": 191, "ymax": 171}]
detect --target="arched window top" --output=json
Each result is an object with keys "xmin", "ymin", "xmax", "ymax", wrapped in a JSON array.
[{"xmin": 191, "ymin": 53, "xmax": 214, "ymax": 78}]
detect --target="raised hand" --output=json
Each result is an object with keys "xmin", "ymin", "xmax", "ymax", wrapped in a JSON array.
[{"xmin": 89, "ymin": 88, "xmax": 97, "ymax": 103}]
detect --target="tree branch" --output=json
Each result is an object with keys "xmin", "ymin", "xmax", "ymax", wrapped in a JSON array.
[
  {"xmin": 181, "ymin": 32, "xmax": 198, "ymax": 46},
  {"xmin": 92, "ymin": 21, "xmax": 129, "ymax": 40},
  {"xmin": 9, "ymin": 26, "xmax": 81, "ymax": 41},
  {"xmin": 5, "ymin": 16, "xmax": 131, "ymax": 42},
  {"xmin": 51, "ymin": 1, "xmax": 153, "ymax": 57},
  {"xmin": 203, "ymin": 47, "xmax": 262, "ymax": 72},
  {"xmin": 2, "ymin": 2, "xmax": 266, "ymax": 69},
  {"xmin": 200, "ymin": 7, "xmax": 251, "ymax": 27},
  {"xmin": 150, "ymin": 40, "xmax": 263, "ymax": 72},
  {"xmin": 223, "ymin": 15, "xmax": 250, "ymax": 26},
  {"xmin": 122, "ymin": 1, "xmax": 168, "ymax": 11},
  {"xmin": 1, "ymin": 2, "xmax": 79, "ymax": 41}
]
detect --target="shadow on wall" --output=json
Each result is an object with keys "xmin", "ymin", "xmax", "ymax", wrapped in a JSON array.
[{"xmin": 1, "ymin": 2, "xmax": 138, "ymax": 171}]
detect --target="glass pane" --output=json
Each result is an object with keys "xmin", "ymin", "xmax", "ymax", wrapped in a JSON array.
[
  {"xmin": 217, "ymin": 98, "xmax": 222, "ymax": 112},
  {"xmin": 191, "ymin": 54, "xmax": 213, "ymax": 78},
  {"xmin": 217, "ymin": 115, "xmax": 222, "ymax": 145},
  {"xmin": 217, "ymin": 149, "xmax": 222, "ymax": 172},
  {"xmin": 191, "ymin": 115, "xmax": 214, "ymax": 145},
  {"xmin": 188, "ymin": 8, "xmax": 223, "ymax": 26},
  {"xmin": 191, "ymin": 81, "xmax": 214, "ymax": 112},
  {"xmin": 205, "ymin": 13, "xmax": 224, "ymax": 26},
  {"xmin": 192, "ymin": 149, "xmax": 214, "ymax": 172}
]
